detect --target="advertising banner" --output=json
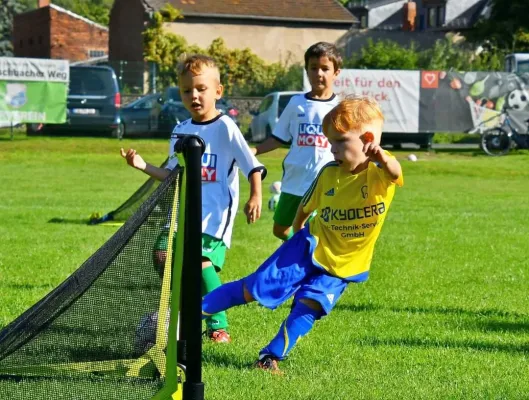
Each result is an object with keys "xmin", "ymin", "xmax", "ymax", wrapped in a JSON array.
[
  {"xmin": 304, "ymin": 69, "xmax": 529, "ymax": 134},
  {"xmin": 418, "ymin": 70, "xmax": 529, "ymax": 134},
  {"xmin": 304, "ymin": 69, "xmax": 420, "ymax": 133},
  {"xmin": 0, "ymin": 57, "xmax": 69, "ymax": 126}
]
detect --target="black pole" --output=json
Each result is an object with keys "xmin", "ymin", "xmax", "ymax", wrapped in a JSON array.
[{"xmin": 176, "ymin": 135, "xmax": 205, "ymax": 400}]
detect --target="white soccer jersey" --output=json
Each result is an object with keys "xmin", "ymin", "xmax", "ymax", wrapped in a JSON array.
[
  {"xmin": 166, "ymin": 114, "xmax": 266, "ymax": 247},
  {"xmin": 272, "ymin": 93, "xmax": 338, "ymax": 197}
]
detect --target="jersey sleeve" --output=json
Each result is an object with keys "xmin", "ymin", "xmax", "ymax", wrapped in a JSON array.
[
  {"xmin": 271, "ymin": 97, "xmax": 296, "ymax": 144},
  {"xmin": 301, "ymin": 163, "xmax": 329, "ymax": 213},
  {"xmin": 229, "ymin": 123, "xmax": 267, "ymax": 180}
]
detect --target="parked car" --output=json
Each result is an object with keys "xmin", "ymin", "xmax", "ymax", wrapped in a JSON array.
[
  {"xmin": 158, "ymin": 101, "xmax": 192, "ymax": 135},
  {"xmin": 33, "ymin": 65, "xmax": 122, "ymax": 137},
  {"xmin": 249, "ymin": 91, "xmax": 303, "ymax": 142},
  {"xmin": 120, "ymin": 92, "xmax": 163, "ymax": 137}
]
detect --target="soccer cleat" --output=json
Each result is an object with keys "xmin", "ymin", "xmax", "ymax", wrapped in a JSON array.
[
  {"xmin": 207, "ymin": 328, "xmax": 232, "ymax": 343},
  {"xmin": 253, "ymin": 355, "xmax": 282, "ymax": 374}
]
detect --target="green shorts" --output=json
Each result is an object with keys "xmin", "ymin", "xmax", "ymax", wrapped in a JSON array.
[
  {"xmin": 154, "ymin": 230, "xmax": 227, "ymax": 271},
  {"xmin": 273, "ymin": 192, "xmax": 303, "ymax": 227}
]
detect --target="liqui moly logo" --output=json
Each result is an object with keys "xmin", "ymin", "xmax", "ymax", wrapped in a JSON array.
[
  {"xmin": 201, "ymin": 153, "xmax": 217, "ymax": 181},
  {"xmin": 297, "ymin": 123, "xmax": 328, "ymax": 148}
]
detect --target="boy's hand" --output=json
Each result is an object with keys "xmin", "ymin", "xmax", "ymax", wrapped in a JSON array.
[
  {"xmin": 363, "ymin": 142, "xmax": 387, "ymax": 165},
  {"xmin": 120, "ymin": 148, "xmax": 147, "ymax": 171},
  {"xmin": 244, "ymin": 195, "xmax": 262, "ymax": 224}
]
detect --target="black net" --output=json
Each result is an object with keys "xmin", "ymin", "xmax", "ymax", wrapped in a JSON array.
[
  {"xmin": 0, "ymin": 167, "xmax": 183, "ymax": 400},
  {"xmin": 89, "ymin": 158, "xmax": 169, "ymax": 225}
]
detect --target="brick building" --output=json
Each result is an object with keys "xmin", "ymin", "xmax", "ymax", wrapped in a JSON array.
[{"xmin": 13, "ymin": 0, "xmax": 108, "ymax": 62}]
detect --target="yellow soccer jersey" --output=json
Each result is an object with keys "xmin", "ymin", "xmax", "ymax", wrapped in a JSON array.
[{"xmin": 302, "ymin": 155, "xmax": 403, "ymax": 281}]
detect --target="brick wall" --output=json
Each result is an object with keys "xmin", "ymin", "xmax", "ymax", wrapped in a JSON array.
[
  {"xmin": 49, "ymin": 8, "xmax": 108, "ymax": 61},
  {"xmin": 13, "ymin": 6, "xmax": 108, "ymax": 61}
]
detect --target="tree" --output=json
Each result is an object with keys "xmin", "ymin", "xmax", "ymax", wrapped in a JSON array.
[
  {"xmin": 53, "ymin": 0, "xmax": 113, "ymax": 26},
  {"xmin": 471, "ymin": 0, "xmax": 529, "ymax": 52},
  {"xmin": 345, "ymin": 39, "xmax": 420, "ymax": 70},
  {"xmin": 0, "ymin": 0, "xmax": 25, "ymax": 56},
  {"xmin": 143, "ymin": 4, "xmax": 186, "ymax": 89}
]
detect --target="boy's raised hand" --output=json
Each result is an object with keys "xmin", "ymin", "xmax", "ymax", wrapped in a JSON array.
[
  {"xmin": 244, "ymin": 196, "xmax": 262, "ymax": 224},
  {"xmin": 362, "ymin": 142, "xmax": 387, "ymax": 165},
  {"xmin": 120, "ymin": 148, "xmax": 147, "ymax": 171}
]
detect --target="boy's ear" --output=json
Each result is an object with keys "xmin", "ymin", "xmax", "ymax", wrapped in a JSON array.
[
  {"xmin": 216, "ymin": 84, "xmax": 224, "ymax": 100},
  {"xmin": 334, "ymin": 68, "xmax": 341, "ymax": 78}
]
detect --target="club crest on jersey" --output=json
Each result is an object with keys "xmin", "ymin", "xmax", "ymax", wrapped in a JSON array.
[
  {"xmin": 201, "ymin": 153, "xmax": 217, "ymax": 181},
  {"xmin": 297, "ymin": 123, "xmax": 328, "ymax": 148}
]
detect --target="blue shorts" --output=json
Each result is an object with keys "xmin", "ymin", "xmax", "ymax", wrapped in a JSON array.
[{"xmin": 243, "ymin": 227, "xmax": 348, "ymax": 316}]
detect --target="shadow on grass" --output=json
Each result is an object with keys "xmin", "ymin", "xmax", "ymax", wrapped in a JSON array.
[
  {"xmin": 335, "ymin": 303, "xmax": 527, "ymax": 320},
  {"xmin": 430, "ymin": 148, "xmax": 484, "ymax": 157},
  {"xmin": 48, "ymin": 217, "xmax": 89, "ymax": 225},
  {"xmin": 48, "ymin": 217, "xmax": 123, "ymax": 227},
  {"xmin": 357, "ymin": 335, "xmax": 529, "ymax": 354},
  {"xmin": 474, "ymin": 320, "xmax": 529, "ymax": 333},
  {"xmin": 3, "ymin": 283, "xmax": 53, "ymax": 291},
  {"xmin": 202, "ymin": 351, "xmax": 254, "ymax": 371}
]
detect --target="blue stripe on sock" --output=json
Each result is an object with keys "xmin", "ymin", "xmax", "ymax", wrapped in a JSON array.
[{"xmin": 260, "ymin": 302, "xmax": 319, "ymax": 360}]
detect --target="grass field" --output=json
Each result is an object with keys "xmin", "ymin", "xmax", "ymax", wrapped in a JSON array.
[{"xmin": 1, "ymin": 134, "xmax": 529, "ymax": 399}]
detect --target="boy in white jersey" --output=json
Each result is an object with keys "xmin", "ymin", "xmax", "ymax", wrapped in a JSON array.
[
  {"xmin": 252, "ymin": 42, "xmax": 342, "ymax": 240},
  {"xmin": 202, "ymin": 97, "xmax": 403, "ymax": 372},
  {"xmin": 121, "ymin": 55, "xmax": 266, "ymax": 343}
]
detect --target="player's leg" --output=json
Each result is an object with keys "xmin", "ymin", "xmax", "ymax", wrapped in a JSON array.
[
  {"xmin": 200, "ymin": 234, "xmax": 231, "ymax": 343},
  {"xmin": 272, "ymin": 192, "xmax": 303, "ymax": 240},
  {"xmin": 255, "ymin": 272, "xmax": 348, "ymax": 372},
  {"xmin": 202, "ymin": 227, "xmax": 313, "ymax": 323},
  {"xmin": 152, "ymin": 229, "xmax": 173, "ymax": 278}
]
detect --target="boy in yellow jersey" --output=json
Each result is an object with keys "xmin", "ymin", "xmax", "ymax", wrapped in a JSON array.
[{"xmin": 201, "ymin": 96, "xmax": 403, "ymax": 371}]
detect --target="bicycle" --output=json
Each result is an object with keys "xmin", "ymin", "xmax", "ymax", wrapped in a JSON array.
[{"xmin": 468, "ymin": 108, "xmax": 529, "ymax": 156}]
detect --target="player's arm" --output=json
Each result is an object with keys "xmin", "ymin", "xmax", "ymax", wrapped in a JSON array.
[
  {"xmin": 292, "ymin": 203, "xmax": 313, "ymax": 233},
  {"xmin": 229, "ymin": 125, "xmax": 267, "ymax": 224},
  {"xmin": 252, "ymin": 98, "xmax": 295, "ymax": 155},
  {"xmin": 363, "ymin": 143, "xmax": 402, "ymax": 182},
  {"xmin": 293, "ymin": 163, "xmax": 326, "ymax": 232},
  {"xmin": 245, "ymin": 171, "xmax": 263, "ymax": 224},
  {"xmin": 252, "ymin": 137, "xmax": 283, "ymax": 156},
  {"xmin": 120, "ymin": 148, "xmax": 170, "ymax": 181}
]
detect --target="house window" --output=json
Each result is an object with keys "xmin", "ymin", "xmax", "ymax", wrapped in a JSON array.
[
  {"xmin": 436, "ymin": 6, "xmax": 445, "ymax": 26},
  {"xmin": 29, "ymin": 37, "xmax": 34, "ymax": 46},
  {"xmin": 38, "ymin": 36, "xmax": 43, "ymax": 45},
  {"xmin": 360, "ymin": 14, "xmax": 368, "ymax": 28},
  {"xmin": 19, "ymin": 39, "xmax": 23, "ymax": 48},
  {"xmin": 427, "ymin": 7, "xmax": 437, "ymax": 27},
  {"xmin": 88, "ymin": 50, "xmax": 106, "ymax": 58}
]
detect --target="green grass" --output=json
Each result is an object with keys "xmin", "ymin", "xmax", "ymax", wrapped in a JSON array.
[{"xmin": 1, "ymin": 135, "xmax": 529, "ymax": 399}]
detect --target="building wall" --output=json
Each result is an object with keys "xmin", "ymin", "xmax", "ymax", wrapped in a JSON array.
[
  {"xmin": 49, "ymin": 8, "xmax": 108, "ymax": 61},
  {"xmin": 109, "ymin": 0, "xmax": 147, "ymax": 62},
  {"xmin": 13, "ymin": 8, "xmax": 51, "ymax": 59},
  {"xmin": 369, "ymin": 1, "xmax": 407, "ymax": 28},
  {"xmin": 164, "ymin": 21, "xmax": 349, "ymax": 63}
]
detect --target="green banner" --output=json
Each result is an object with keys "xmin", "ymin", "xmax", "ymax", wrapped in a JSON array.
[{"xmin": 0, "ymin": 57, "xmax": 69, "ymax": 125}]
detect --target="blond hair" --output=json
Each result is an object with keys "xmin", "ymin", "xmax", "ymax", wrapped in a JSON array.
[
  {"xmin": 323, "ymin": 96, "xmax": 384, "ymax": 136},
  {"xmin": 177, "ymin": 54, "xmax": 220, "ymax": 82}
]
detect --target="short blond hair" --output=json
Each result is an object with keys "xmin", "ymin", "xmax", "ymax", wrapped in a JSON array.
[
  {"xmin": 323, "ymin": 96, "xmax": 384, "ymax": 136},
  {"xmin": 177, "ymin": 54, "xmax": 220, "ymax": 81}
]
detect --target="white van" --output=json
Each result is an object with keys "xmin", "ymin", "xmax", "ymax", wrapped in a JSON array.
[{"xmin": 249, "ymin": 91, "xmax": 303, "ymax": 142}]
